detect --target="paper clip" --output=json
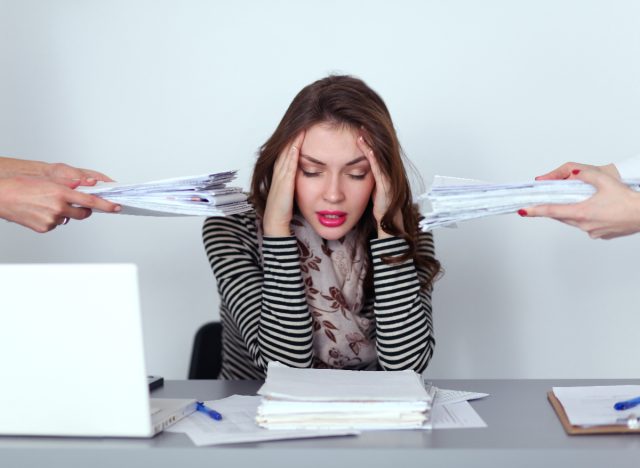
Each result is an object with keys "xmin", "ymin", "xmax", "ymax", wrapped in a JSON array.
[
  {"xmin": 626, "ymin": 414, "xmax": 639, "ymax": 430},
  {"xmin": 616, "ymin": 413, "xmax": 640, "ymax": 430}
]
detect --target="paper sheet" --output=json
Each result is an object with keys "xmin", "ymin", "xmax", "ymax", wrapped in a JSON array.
[
  {"xmin": 166, "ymin": 395, "xmax": 358, "ymax": 446},
  {"xmin": 433, "ymin": 388, "xmax": 489, "ymax": 406},
  {"xmin": 431, "ymin": 401, "xmax": 488, "ymax": 429}
]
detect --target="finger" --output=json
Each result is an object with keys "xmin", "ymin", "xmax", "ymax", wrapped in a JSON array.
[
  {"xmin": 62, "ymin": 206, "xmax": 93, "ymax": 221},
  {"xmin": 598, "ymin": 231, "xmax": 617, "ymax": 240},
  {"xmin": 273, "ymin": 131, "xmax": 303, "ymax": 176},
  {"xmin": 67, "ymin": 191, "xmax": 121, "ymax": 213},
  {"xmin": 75, "ymin": 178, "xmax": 98, "ymax": 186},
  {"xmin": 522, "ymin": 203, "xmax": 583, "ymax": 220},
  {"xmin": 290, "ymin": 130, "xmax": 305, "ymax": 152},
  {"xmin": 357, "ymin": 135, "xmax": 380, "ymax": 194},
  {"xmin": 571, "ymin": 167, "xmax": 623, "ymax": 191},
  {"xmin": 286, "ymin": 131, "xmax": 305, "ymax": 173},
  {"xmin": 80, "ymin": 169, "xmax": 114, "ymax": 183},
  {"xmin": 535, "ymin": 162, "xmax": 587, "ymax": 181},
  {"xmin": 357, "ymin": 135, "xmax": 383, "ymax": 181},
  {"xmin": 51, "ymin": 177, "xmax": 82, "ymax": 189}
]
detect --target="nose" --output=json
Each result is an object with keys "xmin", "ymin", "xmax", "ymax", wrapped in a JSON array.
[{"xmin": 322, "ymin": 174, "xmax": 345, "ymax": 204}]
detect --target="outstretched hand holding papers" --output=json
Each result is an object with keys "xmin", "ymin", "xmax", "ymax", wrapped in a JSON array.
[
  {"xmin": 78, "ymin": 171, "xmax": 252, "ymax": 217},
  {"xmin": 418, "ymin": 175, "xmax": 640, "ymax": 231}
]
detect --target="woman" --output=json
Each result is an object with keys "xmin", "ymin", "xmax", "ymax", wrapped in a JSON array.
[{"xmin": 203, "ymin": 75, "xmax": 440, "ymax": 379}]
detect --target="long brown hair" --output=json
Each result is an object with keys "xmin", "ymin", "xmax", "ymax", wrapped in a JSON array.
[{"xmin": 250, "ymin": 75, "xmax": 440, "ymax": 289}]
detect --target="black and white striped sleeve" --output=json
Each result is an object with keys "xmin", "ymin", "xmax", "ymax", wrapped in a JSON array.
[
  {"xmin": 202, "ymin": 215, "xmax": 313, "ymax": 372},
  {"xmin": 370, "ymin": 230, "xmax": 436, "ymax": 373}
]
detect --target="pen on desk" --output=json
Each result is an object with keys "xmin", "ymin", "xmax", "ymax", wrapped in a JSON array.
[
  {"xmin": 614, "ymin": 395, "xmax": 640, "ymax": 411},
  {"xmin": 196, "ymin": 401, "xmax": 223, "ymax": 420}
]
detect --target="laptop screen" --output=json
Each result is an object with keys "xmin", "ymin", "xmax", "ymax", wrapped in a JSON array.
[{"xmin": 0, "ymin": 264, "xmax": 154, "ymax": 437}]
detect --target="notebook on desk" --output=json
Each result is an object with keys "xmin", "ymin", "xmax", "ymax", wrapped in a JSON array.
[{"xmin": 0, "ymin": 263, "xmax": 195, "ymax": 437}]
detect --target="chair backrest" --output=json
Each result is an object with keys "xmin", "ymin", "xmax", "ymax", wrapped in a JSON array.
[{"xmin": 188, "ymin": 322, "xmax": 223, "ymax": 379}]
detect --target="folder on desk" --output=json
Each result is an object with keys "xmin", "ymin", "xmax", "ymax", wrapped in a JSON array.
[{"xmin": 548, "ymin": 386, "xmax": 640, "ymax": 435}]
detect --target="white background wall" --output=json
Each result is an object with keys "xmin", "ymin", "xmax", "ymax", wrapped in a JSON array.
[{"xmin": 1, "ymin": 0, "xmax": 639, "ymax": 379}]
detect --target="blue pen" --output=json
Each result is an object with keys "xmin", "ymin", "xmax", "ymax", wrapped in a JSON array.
[
  {"xmin": 196, "ymin": 401, "xmax": 223, "ymax": 420},
  {"xmin": 613, "ymin": 395, "xmax": 640, "ymax": 411}
]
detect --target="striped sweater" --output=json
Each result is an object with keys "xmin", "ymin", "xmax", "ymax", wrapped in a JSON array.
[{"xmin": 202, "ymin": 211, "xmax": 436, "ymax": 380}]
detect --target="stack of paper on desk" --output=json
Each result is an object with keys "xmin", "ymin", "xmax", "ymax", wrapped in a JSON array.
[
  {"xmin": 256, "ymin": 362, "xmax": 435, "ymax": 430},
  {"xmin": 78, "ymin": 171, "xmax": 252, "ymax": 217},
  {"xmin": 418, "ymin": 175, "xmax": 640, "ymax": 230}
]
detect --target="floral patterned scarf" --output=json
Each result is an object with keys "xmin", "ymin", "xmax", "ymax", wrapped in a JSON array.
[
  {"xmin": 292, "ymin": 215, "xmax": 377, "ymax": 369},
  {"xmin": 257, "ymin": 214, "xmax": 377, "ymax": 369}
]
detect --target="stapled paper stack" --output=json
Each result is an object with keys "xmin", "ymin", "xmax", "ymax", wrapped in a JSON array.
[
  {"xmin": 418, "ymin": 175, "xmax": 640, "ymax": 230},
  {"xmin": 256, "ymin": 362, "xmax": 435, "ymax": 430},
  {"xmin": 78, "ymin": 171, "xmax": 252, "ymax": 217}
]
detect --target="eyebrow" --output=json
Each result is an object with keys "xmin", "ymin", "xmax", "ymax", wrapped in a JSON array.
[{"xmin": 300, "ymin": 154, "xmax": 367, "ymax": 167}]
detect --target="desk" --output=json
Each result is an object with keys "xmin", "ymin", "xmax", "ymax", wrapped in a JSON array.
[{"xmin": 2, "ymin": 379, "xmax": 639, "ymax": 468}]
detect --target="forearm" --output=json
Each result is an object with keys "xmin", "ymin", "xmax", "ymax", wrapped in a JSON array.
[
  {"xmin": 370, "ymin": 237, "xmax": 434, "ymax": 372},
  {"xmin": 203, "ymin": 216, "xmax": 314, "ymax": 373},
  {"xmin": 0, "ymin": 157, "xmax": 48, "ymax": 179},
  {"xmin": 259, "ymin": 236, "xmax": 314, "ymax": 368}
]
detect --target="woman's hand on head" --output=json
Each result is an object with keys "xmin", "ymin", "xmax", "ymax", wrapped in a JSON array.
[
  {"xmin": 357, "ymin": 135, "xmax": 403, "ymax": 238},
  {"xmin": 263, "ymin": 131, "xmax": 305, "ymax": 237}
]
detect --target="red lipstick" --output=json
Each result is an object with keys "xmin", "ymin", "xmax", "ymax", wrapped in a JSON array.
[{"xmin": 317, "ymin": 211, "xmax": 347, "ymax": 227}]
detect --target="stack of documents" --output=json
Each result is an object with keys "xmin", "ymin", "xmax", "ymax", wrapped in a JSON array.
[
  {"xmin": 418, "ymin": 175, "xmax": 640, "ymax": 230},
  {"xmin": 78, "ymin": 171, "xmax": 252, "ymax": 217},
  {"xmin": 256, "ymin": 362, "xmax": 435, "ymax": 430}
]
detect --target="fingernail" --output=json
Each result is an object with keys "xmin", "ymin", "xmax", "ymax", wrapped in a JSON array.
[
  {"xmin": 572, "ymin": 169, "xmax": 580, "ymax": 175},
  {"xmin": 517, "ymin": 209, "xmax": 528, "ymax": 217},
  {"xmin": 114, "ymin": 205, "xmax": 122, "ymax": 212}
]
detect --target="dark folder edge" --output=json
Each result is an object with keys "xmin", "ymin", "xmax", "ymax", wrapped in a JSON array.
[{"xmin": 547, "ymin": 391, "xmax": 640, "ymax": 435}]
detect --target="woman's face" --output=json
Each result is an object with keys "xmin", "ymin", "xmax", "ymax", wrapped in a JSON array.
[{"xmin": 295, "ymin": 123, "xmax": 375, "ymax": 240}]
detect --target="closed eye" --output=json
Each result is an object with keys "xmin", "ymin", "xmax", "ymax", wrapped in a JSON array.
[
  {"xmin": 348, "ymin": 174, "xmax": 367, "ymax": 180},
  {"xmin": 301, "ymin": 169, "xmax": 322, "ymax": 178}
]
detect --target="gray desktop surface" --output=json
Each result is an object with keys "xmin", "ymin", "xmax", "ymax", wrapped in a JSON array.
[{"xmin": 2, "ymin": 379, "xmax": 639, "ymax": 468}]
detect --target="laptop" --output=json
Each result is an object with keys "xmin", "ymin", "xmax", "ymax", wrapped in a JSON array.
[{"xmin": 0, "ymin": 263, "xmax": 196, "ymax": 437}]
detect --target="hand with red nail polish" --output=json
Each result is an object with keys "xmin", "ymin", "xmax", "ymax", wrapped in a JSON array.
[
  {"xmin": 0, "ymin": 156, "xmax": 120, "ymax": 233},
  {"xmin": 522, "ymin": 161, "xmax": 640, "ymax": 239}
]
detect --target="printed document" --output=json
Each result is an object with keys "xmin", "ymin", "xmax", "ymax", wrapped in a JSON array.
[{"xmin": 431, "ymin": 401, "xmax": 487, "ymax": 429}]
